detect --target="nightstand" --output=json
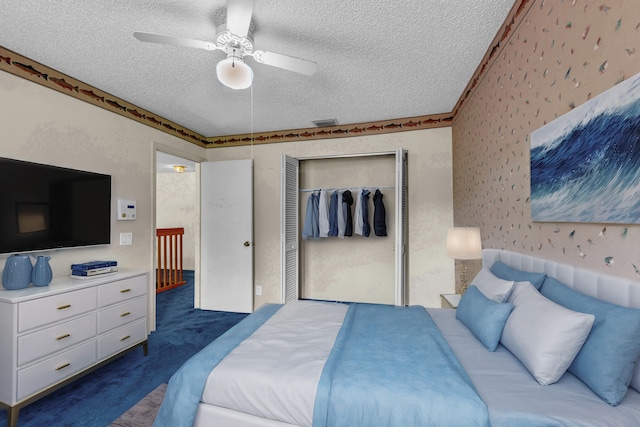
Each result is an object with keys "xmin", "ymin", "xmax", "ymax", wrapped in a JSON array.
[{"xmin": 440, "ymin": 293, "xmax": 461, "ymax": 309}]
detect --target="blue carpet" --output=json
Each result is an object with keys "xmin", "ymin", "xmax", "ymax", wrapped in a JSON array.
[{"xmin": 0, "ymin": 271, "xmax": 248, "ymax": 427}]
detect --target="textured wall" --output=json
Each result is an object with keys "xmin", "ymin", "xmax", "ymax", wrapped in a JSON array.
[
  {"xmin": 453, "ymin": 1, "xmax": 640, "ymax": 280},
  {"xmin": 209, "ymin": 127, "xmax": 454, "ymax": 308},
  {"xmin": 156, "ymin": 172, "xmax": 198, "ymax": 270},
  {"xmin": 0, "ymin": 69, "xmax": 205, "ymax": 329}
]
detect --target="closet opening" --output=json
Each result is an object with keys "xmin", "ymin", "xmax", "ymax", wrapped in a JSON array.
[{"xmin": 281, "ymin": 149, "xmax": 407, "ymax": 306}]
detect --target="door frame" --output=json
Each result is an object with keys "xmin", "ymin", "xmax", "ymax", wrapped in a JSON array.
[{"xmin": 153, "ymin": 145, "xmax": 206, "ymax": 330}]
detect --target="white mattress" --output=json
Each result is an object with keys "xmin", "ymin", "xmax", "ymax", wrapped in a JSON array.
[
  {"xmin": 429, "ymin": 308, "xmax": 640, "ymax": 427},
  {"xmin": 194, "ymin": 404, "xmax": 298, "ymax": 427}
]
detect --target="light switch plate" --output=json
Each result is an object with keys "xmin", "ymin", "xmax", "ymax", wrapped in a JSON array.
[{"xmin": 119, "ymin": 232, "xmax": 133, "ymax": 246}]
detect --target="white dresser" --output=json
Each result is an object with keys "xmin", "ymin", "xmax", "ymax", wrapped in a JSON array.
[{"xmin": 0, "ymin": 270, "xmax": 148, "ymax": 427}]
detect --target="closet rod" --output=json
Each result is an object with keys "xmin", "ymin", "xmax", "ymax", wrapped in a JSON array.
[
  {"xmin": 295, "ymin": 151, "xmax": 396, "ymax": 161},
  {"xmin": 300, "ymin": 186, "xmax": 396, "ymax": 193}
]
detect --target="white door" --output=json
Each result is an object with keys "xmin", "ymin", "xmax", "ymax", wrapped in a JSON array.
[{"xmin": 200, "ymin": 159, "xmax": 253, "ymax": 313}]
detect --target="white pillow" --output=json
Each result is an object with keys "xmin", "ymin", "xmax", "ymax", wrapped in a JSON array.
[
  {"xmin": 500, "ymin": 282, "xmax": 595, "ymax": 386},
  {"xmin": 469, "ymin": 268, "xmax": 514, "ymax": 302}
]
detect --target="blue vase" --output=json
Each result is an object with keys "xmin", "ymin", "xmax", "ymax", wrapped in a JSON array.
[
  {"xmin": 2, "ymin": 254, "xmax": 33, "ymax": 290},
  {"xmin": 32, "ymin": 255, "xmax": 53, "ymax": 287}
]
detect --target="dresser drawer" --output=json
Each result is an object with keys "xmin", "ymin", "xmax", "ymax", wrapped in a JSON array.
[
  {"xmin": 98, "ymin": 296, "xmax": 145, "ymax": 334},
  {"xmin": 98, "ymin": 319, "xmax": 146, "ymax": 360},
  {"xmin": 18, "ymin": 287, "xmax": 97, "ymax": 333},
  {"xmin": 17, "ymin": 340, "xmax": 96, "ymax": 401},
  {"xmin": 98, "ymin": 275, "xmax": 146, "ymax": 308},
  {"xmin": 18, "ymin": 313, "xmax": 97, "ymax": 366}
]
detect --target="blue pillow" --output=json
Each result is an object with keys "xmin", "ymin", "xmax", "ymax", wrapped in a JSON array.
[
  {"xmin": 456, "ymin": 285, "xmax": 514, "ymax": 351},
  {"xmin": 490, "ymin": 261, "xmax": 546, "ymax": 289},
  {"xmin": 541, "ymin": 277, "xmax": 640, "ymax": 405}
]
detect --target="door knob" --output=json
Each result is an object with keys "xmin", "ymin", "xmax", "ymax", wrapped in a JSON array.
[{"xmin": 244, "ymin": 241, "xmax": 251, "ymax": 247}]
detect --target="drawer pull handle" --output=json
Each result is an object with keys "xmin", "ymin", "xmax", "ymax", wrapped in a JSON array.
[
  {"xmin": 57, "ymin": 304, "xmax": 71, "ymax": 310},
  {"xmin": 55, "ymin": 363, "xmax": 70, "ymax": 371},
  {"xmin": 120, "ymin": 312, "xmax": 131, "ymax": 317},
  {"xmin": 120, "ymin": 335, "xmax": 131, "ymax": 342},
  {"xmin": 55, "ymin": 333, "xmax": 71, "ymax": 341},
  {"xmin": 120, "ymin": 289, "xmax": 131, "ymax": 293}
]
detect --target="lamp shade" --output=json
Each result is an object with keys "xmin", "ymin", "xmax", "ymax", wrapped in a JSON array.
[
  {"xmin": 446, "ymin": 227, "xmax": 482, "ymax": 259},
  {"xmin": 216, "ymin": 55, "xmax": 253, "ymax": 90}
]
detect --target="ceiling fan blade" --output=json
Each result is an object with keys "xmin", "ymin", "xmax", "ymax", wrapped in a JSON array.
[
  {"xmin": 133, "ymin": 32, "xmax": 219, "ymax": 51},
  {"xmin": 226, "ymin": 0, "xmax": 254, "ymax": 37},
  {"xmin": 251, "ymin": 50, "xmax": 318, "ymax": 76}
]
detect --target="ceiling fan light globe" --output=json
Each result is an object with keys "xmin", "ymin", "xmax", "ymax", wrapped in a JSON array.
[{"xmin": 216, "ymin": 57, "xmax": 253, "ymax": 90}]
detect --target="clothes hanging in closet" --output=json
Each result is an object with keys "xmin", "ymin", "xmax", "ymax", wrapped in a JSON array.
[
  {"xmin": 354, "ymin": 188, "xmax": 371, "ymax": 237},
  {"xmin": 342, "ymin": 190, "xmax": 354, "ymax": 236},
  {"xmin": 373, "ymin": 189, "xmax": 387, "ymax": 236},
  {"xmin": 361, "ymin": 188, "xmax": 371, "ymax": 237},
  {"xmin": 302, "ymin": 192, "xmax": 319, "ymax": 240},
  {"xmin": 304, "ymin": 188, "xmax": 386, "ymax": 240},
  {"xmin": 328, "ymin": 191, "xmax": 339, "ymax": 236},
  {"xmin": 318, "ymin": 190, "xmax": 330, "ymax": 238},
  {"xmin": 354, "ymin": 189, "xmax": 363, "ymax": 235},
  {"xmin": 336, "ymin": 190, "xmax": 346, "ymax": 238}
]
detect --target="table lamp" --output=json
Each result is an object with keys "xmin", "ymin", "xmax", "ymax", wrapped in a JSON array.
[{"xmin": 446, "ymin": 227, "xmax": 482, "ymax": 293}]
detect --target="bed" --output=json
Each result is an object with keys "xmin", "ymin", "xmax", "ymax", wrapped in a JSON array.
[{"xmin": 153, "ymin": 249, "xmax": 640, "ymax": 426}]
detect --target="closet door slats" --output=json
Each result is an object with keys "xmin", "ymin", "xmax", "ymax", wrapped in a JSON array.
[
  {"xmin": 281, "ymin": 155, "xmax": 299, "ymax": 303},
  {"xmin": 395, "ymin": 148, "xmax": 408, "ymax": 306}
]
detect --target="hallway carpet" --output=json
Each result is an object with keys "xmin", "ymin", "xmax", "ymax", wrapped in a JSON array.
[{"xmin": 0, "ymin": 272, "xmax": 248, "ymax": 427}]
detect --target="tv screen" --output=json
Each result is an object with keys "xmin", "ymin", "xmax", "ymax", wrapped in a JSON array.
[{"xmin": 0, "ymin": 157, "xmax": 111, "ymax": 254}]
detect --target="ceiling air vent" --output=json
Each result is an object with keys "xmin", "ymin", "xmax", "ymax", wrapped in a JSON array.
[{"xmin": 312, "ymin": 119, "xmax": 339, "ymax": 127}]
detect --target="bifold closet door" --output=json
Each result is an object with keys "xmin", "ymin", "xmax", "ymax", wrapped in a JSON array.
[
  {"xmin": 281, "ymin": 155, "xmax": 299, "ymax": 303},
  {"xmin": 200, "ymin": 159, "xmax": 253, "ymax": 313},
  {"xmin": 395, "ymin": 148, "xmax": 407, "ymax": 306}
]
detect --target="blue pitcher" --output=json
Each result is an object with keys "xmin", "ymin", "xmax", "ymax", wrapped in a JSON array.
[
  {"xmin": 32, "ymin": 255, "xmax": 53, "ymax": 287},
  {"xmin": 2, "ymin": 254, "xmax": 33, "ymax": 290}
]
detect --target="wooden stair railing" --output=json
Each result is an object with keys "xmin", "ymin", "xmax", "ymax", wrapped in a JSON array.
[{"xmin": 156, "ymin": 227, "xmax": 187, "ymax": 293}]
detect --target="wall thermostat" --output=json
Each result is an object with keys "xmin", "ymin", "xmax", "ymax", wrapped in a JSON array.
[{"xmin": 117, "ymin": 199, "xmax": 137, "ymax": 220}]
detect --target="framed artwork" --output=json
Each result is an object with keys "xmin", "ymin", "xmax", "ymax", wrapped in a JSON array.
[{"xmin": 530, "ymin": 71, "xmax": 640, "ymax": 224}]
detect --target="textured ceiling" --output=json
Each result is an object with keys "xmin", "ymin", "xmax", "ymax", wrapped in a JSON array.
[{"xmin": 1, "ymin": 0, "xmax": 516, "ymax": 138}]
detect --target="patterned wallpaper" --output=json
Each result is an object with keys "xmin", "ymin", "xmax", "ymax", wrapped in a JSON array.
[{"xmin": 453, "ymin": 0, "xmax": 640, "ymax": 280}]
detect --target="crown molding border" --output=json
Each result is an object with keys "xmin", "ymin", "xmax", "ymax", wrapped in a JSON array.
[
  {"xmin": 0, "ymin": 46, "xmax": 452, "ymax": 148},
  {"xmin": 0, "ymin": 46, "xmax": 210, "ymax": 148}
]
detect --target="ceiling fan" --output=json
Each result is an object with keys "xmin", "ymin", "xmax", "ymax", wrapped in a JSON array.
[{"xmin": 133, "ymin": 0, "xmax": 318, "ymax": 90}]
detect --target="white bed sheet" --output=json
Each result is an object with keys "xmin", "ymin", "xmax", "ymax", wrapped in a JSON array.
[
  {"xmin": 429, "ymin": 308, "xmax": 640, "ymax": 427},
  {"xmin": 201, "ymin": 300, "xmax": 347, "ymax": 427}
]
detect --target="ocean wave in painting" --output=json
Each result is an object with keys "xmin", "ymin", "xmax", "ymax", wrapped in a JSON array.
[{"xmin": 530, "ymin": 73, "xmax": 640, "ymax": 224}]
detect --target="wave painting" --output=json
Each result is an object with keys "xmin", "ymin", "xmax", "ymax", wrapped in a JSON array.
[{"xmin": 530, "ymin": 72, "xmax": 640, "ymax": 224}]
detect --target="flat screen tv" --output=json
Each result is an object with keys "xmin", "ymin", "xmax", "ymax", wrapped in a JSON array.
[{"xmin": 0, "ymin": 157, "xmax": 111, "ymax": 254}]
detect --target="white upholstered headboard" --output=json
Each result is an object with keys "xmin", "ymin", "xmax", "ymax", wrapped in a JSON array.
[{"xmin": 482, "ymin": 249, "xmax": 640, "ymax": 310}]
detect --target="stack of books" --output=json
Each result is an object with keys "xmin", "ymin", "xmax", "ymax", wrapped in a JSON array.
[{"xmin": 71, "ymin": 260, "xmax": 118, "ymax": 279}]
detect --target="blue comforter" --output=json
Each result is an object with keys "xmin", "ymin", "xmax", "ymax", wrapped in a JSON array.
[
  {"xmin": 313, "ymin": 303, "xmax": 488, "ymax": 427},
  {"xmin": 154, "ymin": 303, "xmax": 489, "ymax": 427}
]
